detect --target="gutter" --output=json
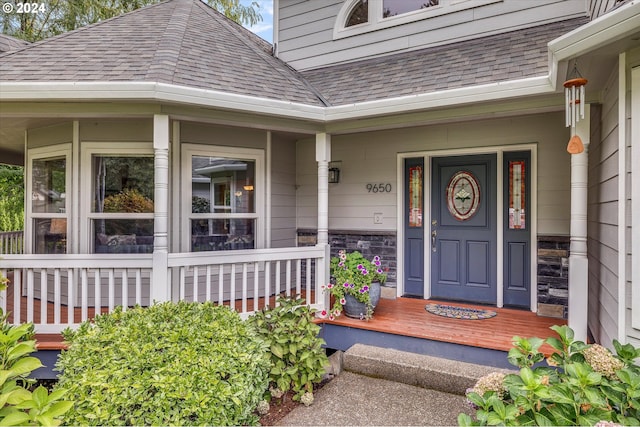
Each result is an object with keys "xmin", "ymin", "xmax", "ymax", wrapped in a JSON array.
[
  {"xmin": 0, "ymin": 81, "xmax": 326, "ymax": 122},
  {"xmin": 1, "ymin": 1, "xmax": 638, "ymax": 123}
]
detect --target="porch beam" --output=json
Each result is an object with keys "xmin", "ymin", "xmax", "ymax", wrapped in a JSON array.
[
  {"xmin": 568, "ymin": 104, "xmax": 590, "ymax": 342},
  {"xmin": 152, "ymin": 114, "xmax": 170, "ymax": 302}
]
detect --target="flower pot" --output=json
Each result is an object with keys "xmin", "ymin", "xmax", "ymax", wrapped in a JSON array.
[{"xmin": 343, "ymin": 281, "xmax": 381, "ymax": 319}]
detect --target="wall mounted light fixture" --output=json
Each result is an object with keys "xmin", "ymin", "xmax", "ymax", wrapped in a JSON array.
[{"xmin": 329, "ymin": 161, "xmax": 341, "ymax": 183}]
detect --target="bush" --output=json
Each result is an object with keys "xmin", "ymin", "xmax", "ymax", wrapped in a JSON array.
[
  {"xmin": 55, "ymin": 302, "xmax": 270, "ymax": 426},
  {"xmin": 459, "ymin": 325, "xmax": 640, "ymax": 426},
  {"xmin": 0, "ymin": 308, "xmax": 72, "ymax": 426},
  {"xmin": 248, "ymin": 297, "xmax": 328, "ymax": 401}
]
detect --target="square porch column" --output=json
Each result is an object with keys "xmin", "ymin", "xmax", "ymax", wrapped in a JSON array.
[
  {"xmin": 568, "ymin": 104, "xmax": 590, "ymax": 342},
  {"xmin": 152, "ymin": 114, "xmax": 170, "ymax": 302},
  {"xmin": 316, "ymin": 133, "xmax": 331, "ymax": 308}
]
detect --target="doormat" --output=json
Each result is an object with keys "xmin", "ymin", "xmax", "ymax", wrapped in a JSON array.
[{"xmin": 425, "ymin": 303, "xmax": 497, "ymax": 320}]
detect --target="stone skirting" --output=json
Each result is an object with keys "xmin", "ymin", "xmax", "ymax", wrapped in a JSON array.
[
  {"xmin": 298, "ymin": 230, "xmax": 569, "ymax": 318},
  {"xmin": 536, "ymin": 235, "xmax": 569, "ymax": 319},
  {"xmin": 297, "ymin": 229, "xmax": 397, "ymax": 287}
]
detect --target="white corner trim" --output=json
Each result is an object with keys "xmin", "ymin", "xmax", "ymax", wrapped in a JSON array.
[
  {"xmin": 632, "ymin": 66, "xmax": 640, "ymax": 331},
  {"xmin": 618, "ymin": 53, "xmax": 627, "ymax": 343}
]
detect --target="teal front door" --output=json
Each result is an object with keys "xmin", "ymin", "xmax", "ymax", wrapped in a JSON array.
[{"xmin": 430, "ymin": 155, "xmax": 497, "ymax": 304}]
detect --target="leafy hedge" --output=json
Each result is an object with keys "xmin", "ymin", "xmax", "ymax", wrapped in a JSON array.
[
  {"xmin": 0, "ymin": 313, "xmax": 72, "ymax": 426},
  {"xmin": 460, "ymin": 325, "xmax": 640, "ymax": 426},
  {"xmin": 249, "ymin": 297, "xmax": 328, "ymax": 402},
  {"xmin": 55, "ymin": 302, "xmax": 270, "ymax": 426}
]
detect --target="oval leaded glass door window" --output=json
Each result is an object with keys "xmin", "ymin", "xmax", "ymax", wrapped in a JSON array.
[{"xmin": 446, "ymin": 170, "xmax": 480, "ymax": 221}]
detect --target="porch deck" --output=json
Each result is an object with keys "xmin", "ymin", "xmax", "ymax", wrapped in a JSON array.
[
  {"xmin": 33, "ymin": 296, "xmax": 564, "ymax": 354},
  {"xmin": 318, "ymin": 297, "xmax": 566, "ymax": 369}
]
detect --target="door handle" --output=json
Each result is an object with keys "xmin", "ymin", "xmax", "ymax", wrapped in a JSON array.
[{"xmin": 431, "ymin": 229, "xmax": 437, "ymax": 252}]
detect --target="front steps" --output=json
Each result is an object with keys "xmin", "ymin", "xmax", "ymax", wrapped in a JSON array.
[{"xmin": 335, "ymin": 343, "xmax": 514, "ymax": 395}]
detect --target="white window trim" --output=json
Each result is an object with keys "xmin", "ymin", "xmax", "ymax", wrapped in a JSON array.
[
  {"xmin": 79, "ymin": 142, "xmax": 154, "ymax": 253},
  {"xmin": 181, "ymin": 144, "xmax": 265, "ymax": 253},
  {"xmin": 334, "ymin": 0, "xmax": 502, "ymax": 40},
  {"xmin": 25, "ymin": 144, "xmax": 72, "ymax": 255}
]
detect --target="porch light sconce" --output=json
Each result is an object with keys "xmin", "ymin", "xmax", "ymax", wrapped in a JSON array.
[
  {"xmin": 564, "ymin": 61, "xmax": 588, "ymax": 155},
  {"xmin": 329, "ymin": 161, "xmax": 341, "ymax": 184}
]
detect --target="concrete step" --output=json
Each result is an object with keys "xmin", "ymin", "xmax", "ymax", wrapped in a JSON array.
[{"xmin": 340, "ymin": 343, "xmax": 514, "ymax": 395}]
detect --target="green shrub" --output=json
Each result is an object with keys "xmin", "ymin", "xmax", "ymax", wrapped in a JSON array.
[
  {"xmin": 55, "ymin": 302, "xmax": 270, "ymax": 426},
  {"xmin": 0, "ymin": 310, "xmax": 72, "ymax": 426},
  {"xmin": 459, "ymin": 325, "xmax": 640, "ymax": 426},
  {"xmin": 248, "ymin": 297, "xmax": 328, "ymax": 401}
]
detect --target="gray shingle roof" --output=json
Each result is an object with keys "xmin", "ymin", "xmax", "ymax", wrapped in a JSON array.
[
  {"xmin": 301, "ymin": 18, "xmax": 589, "ymax": 106},
  {"xmin": 0, "ymin": 34, "xmax": 29, "ymax": 53},
  {"xmin": 0, "ymin": 0, "xmax": 326, "ymax": 106}
]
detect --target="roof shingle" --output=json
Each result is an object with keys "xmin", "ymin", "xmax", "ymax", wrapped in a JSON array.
[
  {"xmin": 0, "ymin": 0, "xmax": 326, "ymax": 106},
  {"xmin": 300, "ymin": 18, "xmax": 589, "ymax": 106}
]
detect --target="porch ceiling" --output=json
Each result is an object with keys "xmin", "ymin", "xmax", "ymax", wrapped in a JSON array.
[{"xmin": 0, "ymin": 117, "xmax": 66, "ymax": 165}]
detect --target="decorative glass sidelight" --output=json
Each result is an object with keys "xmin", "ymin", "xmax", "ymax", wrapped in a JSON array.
[
  {"xmin": 408, "ymin": 165, "xmax": 423, "ymax": 227},
  {"xmin": 446, "ymin": 171, "xmax": 480, "ymax": 221},
  {"xmin": 508, "ymin": 160, "xmax": 526, "ymax": 229}
]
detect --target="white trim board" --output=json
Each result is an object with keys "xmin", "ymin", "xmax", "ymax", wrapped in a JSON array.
[{"xmin": 631, "ymin": 66, "xmax": 640, "ymax": 330}]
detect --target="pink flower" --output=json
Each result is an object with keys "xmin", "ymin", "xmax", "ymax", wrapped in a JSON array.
[
  {"xmin": 329, "ymin": 314, "xmax": 335, "ymax": 321},
  {"xmin": 327, "ymin": 283, "xmax": 334, "ymax": 289},
  {"xmin": 333, "ymin": 309, "xmax": 341, "ymax": 317},
  {"xmin": 319, "ymin": 310, "xmax": 327, "ymax": 318},
  {"xmin": 340, "ymin": 298, "xmax": 346, "ymax": 304},
  {"xmin": 343, "ymin": 282, "xmax": 350, "ymax": 288},
  {"xmin": 320, "ymin": 284, "xmax": 326, "ymax": 290}
]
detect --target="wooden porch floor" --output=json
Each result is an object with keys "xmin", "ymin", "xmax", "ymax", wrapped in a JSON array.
[
  {"xmin": 32, "ymin": 296, "xmax": 566, "ymax": 355},
  {"xmin": 319, "ymin": 297, "xmax": 566, "ymax": 357}
]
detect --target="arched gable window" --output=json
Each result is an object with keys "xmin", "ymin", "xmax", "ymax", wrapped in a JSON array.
[
  {"xmin": 346, "ymin": 0, "xmax": 368, "ymax": 27},
  {"xmin": 334, "ymin": 0, "xmax": 501, "ymax": 40}
]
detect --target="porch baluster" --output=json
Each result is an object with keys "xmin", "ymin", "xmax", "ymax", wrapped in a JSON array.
[{"xmin": 54, "ymin": 269, "xmax": 61, "ymax": 325}]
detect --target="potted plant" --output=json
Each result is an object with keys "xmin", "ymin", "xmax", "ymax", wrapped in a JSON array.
[{"xmin": 323, "ymin": 250, "xmax": 387, "ymax": 320}]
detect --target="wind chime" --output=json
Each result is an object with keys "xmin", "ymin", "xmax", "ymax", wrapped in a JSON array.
[{"xmin": 564, "ymin": 62, "xmax": 588, "ymax": 154}]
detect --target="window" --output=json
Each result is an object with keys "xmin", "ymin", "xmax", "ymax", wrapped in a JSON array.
[
  {"xmin": 81, "ymin": 143, "xmax": 154, "ymax": 254},
  {"xmin": 27, "ymin": 146, "xmax": 70, "ymax": 254},
  {"xmin": 383, "ymin": 0, "xmax": 438, "ymax": 18},
  {"xmin": 183, "ymin": 145, "xmax": 263, "ymax": 252},
  {"xmin": 335, "ymin": 0, "xmax": 501, "ymax": 39},
  {"xmin": 346, "ymin": 0, "xmax": 368, "ymax": 27}
]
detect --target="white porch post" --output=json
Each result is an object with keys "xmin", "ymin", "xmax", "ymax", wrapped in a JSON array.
[
  {"xmin": 316, "ymin": 133, "xmax": 331, "ymax": 309},
  {"xmin": 152, "ymin": 114, "xmax": 170, "ymax": 302},
  {"xmin": 568, "ymin": 104, "xmax": 590, "ymax": 341}
]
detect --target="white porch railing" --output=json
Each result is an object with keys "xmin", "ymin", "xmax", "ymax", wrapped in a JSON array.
[
  {"xmin": 0, "ymin": 254, "xmax": 154, "ymax": 333},
  {"xmin": 167, "ymin": 246, "xmax": 327, "ymax": 318},
  {"xmin": 0, "ymin": 246, "xmax": 328, "ymax": 333},
  {"xmin": 0, "ymin": 231, "xmax": 24, "ymax": 255}
]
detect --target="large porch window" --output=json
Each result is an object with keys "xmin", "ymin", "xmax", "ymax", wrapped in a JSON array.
[
  {"xmin": 27, "ymin": 145, "xmax": 70, "ymax": 254},
  {"xmin": 183, "ymin": 145, "xmax": 263, "ymax": 252},
  {"xmin": 81, "ymin": 143, "xmax": 154, "ymax": 253}
]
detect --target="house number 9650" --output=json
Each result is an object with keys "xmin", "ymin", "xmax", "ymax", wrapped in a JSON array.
[{"xmin": 366, "ymin": 183, "xmax": 392, "ymax": 193}]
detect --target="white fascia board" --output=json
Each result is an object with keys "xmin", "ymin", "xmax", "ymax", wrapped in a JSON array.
[
  {"xmin": 324, "ymin": 76, "xmax": 554, "ymax": 121},
  {"xmin": 549, "ymin": 1, "xmax": 640, "ymax": 63},
  {"xmin": 0, "ymin": 81, "xmax": 326, "ymax": 122}
]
